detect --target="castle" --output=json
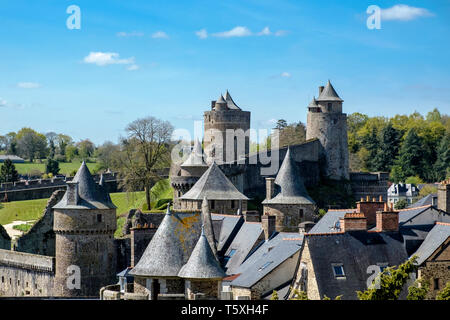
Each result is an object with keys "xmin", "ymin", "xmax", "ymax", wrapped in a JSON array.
[{"xmin": 0, "ymin": 81, "xmax": 390, "ymax": 299}]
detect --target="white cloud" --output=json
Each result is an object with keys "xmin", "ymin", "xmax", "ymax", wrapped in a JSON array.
[
  {"xmin": 17, "ymin": 82, "xmax": 41, "ymax": 89},
  {"xmin": 212, "ymin": 26, "xmax": 252, "ymax": 38},
  {"xmin": 151, "ymin": 31, "xmax": 169, "ymax": 39},
  {"xmin": 0, "ymin": 98, "xmax": 7, "ymax": 107},
  {"xmin": 195, "ymin": 29, "xmax": 208, "ymax": 39},
  {"xmin": 116, "ymin": 31, "xmax": 144, "ymax": 37},
  {"xmin": 280, "ymin": 72, "xmax": 291, "ymax": 78},
  {"xmin": 381, "ymin": 4, "xmax": 434, "ymax": 21},
  {"xmin": 274, "ymin": 30, "xmax": 288, "ymax": 36},
  {"xmin": 127, "ymin": 64, "xmax": 139, "ymax": 71},
  {"xmin": 257, "ymin": 27, "xmax": 272, "ymax": 36},
  {"xmin": 83, "ymin": 52, "xmax": 135, "ymax": 66}
]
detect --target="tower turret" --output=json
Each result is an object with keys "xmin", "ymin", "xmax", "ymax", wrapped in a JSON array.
[
  {"xmin": 203, "ymin": 91, "xmax": 250, "ymax": 164},
  {"xmin": 306, "ymin": 81, "xmax": 349, "ymax": 180},
  {"xmin": 52, "ymin": 162, "xmax": 117, "ymax": 297}
]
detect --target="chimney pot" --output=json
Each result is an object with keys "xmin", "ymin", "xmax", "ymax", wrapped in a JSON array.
[
  {"xmin": 379, "ymin": 195, "xmax": 383, "ymax": 202},
  {"xmin": 265, "ymin": 177, "xmax": 275, "ymax": 200},
  {"xmin": 366, "ymin": 195, "xmax": 370, "ymax": 202}
]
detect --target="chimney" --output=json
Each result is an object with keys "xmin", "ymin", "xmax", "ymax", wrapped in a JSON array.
[
  {"xmin": 319, "ymin": 86, "xmax": 324, "ymax": 95},
  {"xmin": 66, "ymin": 181, "xmax": 79, "ymax": 205},
  {"xmin": 356, "ymin": 195, "xmax": 385, "ymax": 226},
  {"xmin": 262, "ymin": 214, "xmax": 276, "ymax": 240},
  {"xmin": 376, "ymin": 203, "xmax": 399, "ymax": 232},
  {"xmin": 211, "ymin": 100, "xmax": 216, "ymax": 109},
  {"xmin": 438, "ymin": 180, "xmax": 450, "ymax": 213},
  {"xmin": 265, "ymin": 177, "xmax": 275, "ymax": 200},
  {"xmin": 339, "ymin": 213, "xmax": 367, "ymax": 232}
]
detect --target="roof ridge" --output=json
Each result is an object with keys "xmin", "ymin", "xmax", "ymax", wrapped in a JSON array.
[
  {"xmin": 398, "ymin": 204, "xmax": 431, "ymax": 212},
  {"xmin": 436, "ymin": 222, "xmax": 450, "ymax": 226},
  {"xmin": 305, "ymin": 232, "xmax": 345, "ymax": 236}
]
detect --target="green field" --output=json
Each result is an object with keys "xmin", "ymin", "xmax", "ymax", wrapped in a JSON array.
[
  {"xmin": 13, "ymin": 161, "xmax": 98, "ymax": 176},
  {"xmin": 0, "ymin": 178, "xmax": 173, "ymax": 238}
]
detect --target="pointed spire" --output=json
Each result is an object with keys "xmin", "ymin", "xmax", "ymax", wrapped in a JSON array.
[
  {"xmin": 224, "ymin": 90, "xmax": 240, "ymax": 110},
  {"xmin": 316, "ymin": 80, "xmax": 343, "ymax": 102},
  {"xmin": 262, "ymin": 148, "xmax": 315, "ymax": 205},
  {"xmin": 181, "ymin": 139, "xmax": 207, "ymax": 167},
  {"xmin": 214, "ymin": 93, "xmax": 228, "ymax": 111}
]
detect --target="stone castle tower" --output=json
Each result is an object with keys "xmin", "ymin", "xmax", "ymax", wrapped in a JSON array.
[
  {"xmin": 306, "ymin": 81, "xmax": 349, "ymax": 180},
  {"xmin": 53, "ymin": 162, "xmax": 117, "ymax": 297},
  {"xmin": 203, "ymin": 91, "xmax": 250, "ymax": 164}
]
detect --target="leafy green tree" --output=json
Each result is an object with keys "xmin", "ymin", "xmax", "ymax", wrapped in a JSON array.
[
  {"xmin": 434, "ymin": 133, "xmax": 450, "ymax": 181},
  {"xmin": 270, "ymin": 290, "xmax": 279, "ymax": 300},
  {"xmin": 16, "ymin": 128, "xmax": 48, "ymax": 161},
  {"xmin": 426, "ymin": 108, "xmax": 441, "ymax": 122},
  {"xmin": 46, "ymin": 158, "xmax": 60, "ymax": 176},
  {"xmin": 65, "ymin": 145, "xmax": 79, "ymax": 162},
  {"xmin": 394, "ymin": 199, "xmax": 408, "ymax": 210},
  {"xmin": 419, "ymin": 185, "xmax": 437, "ymax": 197},
  {"xmin": 407, "ymin": 278, "xmax": 429, "ymax": 300},
  {"xmin": 77, "ymin": 139, "xmax": 95, "ymax": 160},
  {"xmin": 57, "ymin": 134, "xmax": 73, "ymax": 156},
  {"xmin": 275, "ymin": 119, "xmax": 288, "ymax": 130},
  {"xmin": 395, "ymin": 128, "xmax": 426, "ymax": 181},
  {"xmin": 374, "ymin": 123, "xmax": 401, "ymax": 172},
  {"xmin": 357, "ymin": 257, "xmax": 417, "ymax": 300},
  {"xmin": 0, "ymin": 159, "xmax": 19, "ymax": 183},
  {"xmin": 405, "ymin": 176, "xmax": 423, "ymax": 185},
  {"xmin": 436, "ymin": 282, "xmax": 450, "ymax": 300},
  {"xmin": 362, "ymin": 126, "xmax": 379, "ymax": 171}
]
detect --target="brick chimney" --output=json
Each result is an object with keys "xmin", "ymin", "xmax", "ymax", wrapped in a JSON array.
[
  {"xmin": 262, "ymin": 214, "xmax": 276, "ymax": 240},
  {"xmin": 356, "ymin": 195, "xmax": 385, "ymax": 226},
  {"xmin": 339, "ymin": 213, "xmax": 367, "ymax": 232},
  {"xmin": 376, "ymin": 203, "xmax": 399, "ymax": 232},
  {"xmin": 438, "ymin": 180, "xmax": 450, "ymax": 213},
  {"xmin": 265, "ymin": 177, "xmax": 275, "ymax": 200}
]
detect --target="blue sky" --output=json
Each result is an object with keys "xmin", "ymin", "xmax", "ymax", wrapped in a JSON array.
[{"xmin": 0, "ymin": 0, "xmax": 449, "ymax": 145}]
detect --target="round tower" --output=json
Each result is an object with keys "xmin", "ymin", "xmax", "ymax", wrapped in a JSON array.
[
  {"xmin": 52, "ymin": 163, "xmax": 117, "ymax": 297},
  {"xmin": 306, "ymin": 81, "xmax": 349, "ymax": 180},
  {"xmin": 203, "ymin": 91, "xmax": 250, "ymax": 164}
]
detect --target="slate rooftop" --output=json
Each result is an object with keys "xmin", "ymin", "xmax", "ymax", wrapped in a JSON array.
[
  {"xmin": 262, "ymin": 148, "xmax": 315, "ymax": 205},
  {"xmin": 53, "ymin": 161, "xmax": 116, "ymax": 210},
  {"xmin": 180, "ymin": 162, "xmax": 249, "ymax": 201},
  {"xmin": 316, "ymin": 80, "xmax": 343, "ymax": 102}
]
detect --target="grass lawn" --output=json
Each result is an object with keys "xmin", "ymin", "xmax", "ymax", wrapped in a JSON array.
[{"xmin": 14, "ymin": 161, "xmax": 98, "ymax": 176}]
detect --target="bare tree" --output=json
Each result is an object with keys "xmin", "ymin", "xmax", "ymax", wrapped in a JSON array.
[{"xmin": 115, "ymin": 117, "xmax": 174, "ymax": 210}]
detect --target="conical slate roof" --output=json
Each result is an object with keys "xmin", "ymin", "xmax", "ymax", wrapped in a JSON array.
[
  {"xmin": 181, "ymin": 140, "xmax": 207, "ymax": 168},
  {"xmin": 53, "ymin": 161, "xmax": 116, "ymax": 209},
  {"xmin": 308, "ymin": 97, "xmax": 318, "ymax": 108},
  {"xmin": 224, "ymin": 90, "xmax": 241, "ymax": 110},
  {"xmin": 180, "ymin": 162, "xmax": 249, "ymax": 201},
  {"xmin": 317, "ymin": 80, "xmax": 343, "ymax": 102},
  {"xmin": 178, "ymin": 226, "xmax": 226, "ymax": 279},
  {"xmin": 262, "ymin": 148, "xmax": 315, "ymax": 205},
  {"xmin": 130, "ymin": 207, "xmax": 202, "ymax": 277}
]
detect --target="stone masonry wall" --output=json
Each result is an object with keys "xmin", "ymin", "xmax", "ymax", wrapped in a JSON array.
[{"xmin": 0, "ymin": 249, "xmax": 55, "ymax": 297}]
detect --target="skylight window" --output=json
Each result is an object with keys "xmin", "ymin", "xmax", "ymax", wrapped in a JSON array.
[
  {"xmin": 258, "ymin": 261, "xmax": 273, "ymax": 271},
  {"xmin": 332, "ymin": 264, "xmax": 345, "ymax": 278}
]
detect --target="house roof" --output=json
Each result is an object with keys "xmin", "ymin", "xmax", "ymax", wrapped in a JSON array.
[
  {"xmin": 0, "ymin": 155, "xmax": 24, "ymax": 163},
  {"xmin": 262, "ymin": 148, "xmax": 315, "ymax": 205},
  {"xmin": 308, "ymin": 97, "xmax": 318, "ymax": 108},
  {"xmin": 223, "ymin": 221, "xmax": 264, "ymax": 275},
  {"xmin": 230, "ymin": 232, "xmax": 303, "ymax": 288},
  {"xmin": 180, "ymin": 162, "xmax": 249, "ymax": 201},
  {"xmin": 211, "ymin": 214, "xmax": 243, "ymax": 253},
  {"xmin": 308, "ymin": 209, "xmax": 357, "ymax": 234},
  {"xmin": 407, "ymin": 193, "xmax": 437, "ymax": 208},
  {"xmin": 181, "ymin": 139, "xmax": 207, "ymax": 168},
  {"xmin": 305, "ymin": 231, "xmax": 408, "ymax": 300},
  {"xmin": 129, "ymin": 208, "xmax": 202, "ymax": 277},
  {"xmin": 178, "ymin": 226, "xmax": 226, "ymax": 279},
  {"xmin": 53, "ymin": 161, "xmax": 116, "ymax": 210},
  {"xmin": 316, "ymin": 80, "xmax": 343, "ymax": 102},
  {"xmin": 388, "ymin": 183, "xmax": 419, "ymax": 197},
  {"xmin": 413, "ymin": 222, "xmax": 450, "ymax": 265}
]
